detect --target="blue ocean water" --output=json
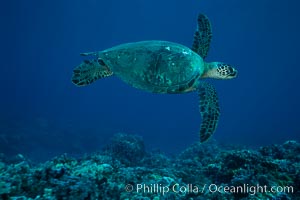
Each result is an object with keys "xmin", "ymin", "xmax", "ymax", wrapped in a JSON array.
[{"xmin": 1, "ymin": 0, "xmax": 300, "ymax": 161}]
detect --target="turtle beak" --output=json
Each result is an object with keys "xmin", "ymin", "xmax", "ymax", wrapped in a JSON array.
[
  {"xmin": 230, "ymin": 69, "xmax": 238, "ymax": 78},
  {"xmin": 227, "ymin": 67, "xmax": 238, "ymax": 79}
]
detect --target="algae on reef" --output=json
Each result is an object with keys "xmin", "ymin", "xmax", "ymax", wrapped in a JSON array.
[{"xmin": 0, "ymin": 133, "xmax": 299, "ymax": 199}]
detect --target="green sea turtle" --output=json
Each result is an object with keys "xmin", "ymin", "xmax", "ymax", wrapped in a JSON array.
[{"xmin": 72, "ymin": 14, "xmax": 237, "ymax": 142}]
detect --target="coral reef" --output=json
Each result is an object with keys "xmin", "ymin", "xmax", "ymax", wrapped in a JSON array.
[{"xmin": 0, "ymin": 133, "xmax": 299, "ymax": 200}]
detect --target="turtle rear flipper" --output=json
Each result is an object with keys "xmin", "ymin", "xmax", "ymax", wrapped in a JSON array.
[
  {"xmin": 198, "ymin": 82, "xmax": 220, "ymax": 142},
  {"xmin": 192, "ymin": 14, "xmax": 212, "ymax": 59},
  {"xmin": 72, "ymin": 59, "xmax": 113, "ymax": 86}
]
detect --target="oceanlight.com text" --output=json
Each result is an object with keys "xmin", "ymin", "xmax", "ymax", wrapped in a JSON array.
[{"xmin": 124, "ymin": 183, "xmax": 294, "ymax": 196}]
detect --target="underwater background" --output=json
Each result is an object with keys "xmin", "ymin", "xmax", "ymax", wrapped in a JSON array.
[
  {"xmin": 0, "ymin": 0, "xmax": 300, "ymax": 199},
  {"xmin": 1, "ymin": 0, "xmax": 300, "ymax": 160}
]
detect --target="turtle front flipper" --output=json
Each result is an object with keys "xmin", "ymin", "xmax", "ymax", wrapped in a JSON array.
[
  {"xmin": 192, "ymin": 14, "xmax": 212, "ymax": 59},
  {"xmin": 197, "ymin": 82, "xmax": 220, "ymax": 142},
  {"xmin": 72, "ymin": 58, "xmax": 113, "ymax": 86}
]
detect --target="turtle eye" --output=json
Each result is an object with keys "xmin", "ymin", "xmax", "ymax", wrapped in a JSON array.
[{"xmin": 98, "ymin": 58, "xmax": 106, "ymax": 66}]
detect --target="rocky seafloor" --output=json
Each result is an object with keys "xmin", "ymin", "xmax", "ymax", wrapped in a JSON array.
[{"xmin": 0, "ymin": 133, "xmax": 299, "ymax": 200}]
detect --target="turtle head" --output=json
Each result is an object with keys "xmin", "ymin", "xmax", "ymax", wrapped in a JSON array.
[{"xmin": 203, "ymin": 62, "xmax": 237, "ymax": 79}]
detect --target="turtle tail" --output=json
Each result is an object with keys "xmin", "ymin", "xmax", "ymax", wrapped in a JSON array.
[{"xmin": 72, "ymin": 59, "xmax": 113, "ymax": 86}]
